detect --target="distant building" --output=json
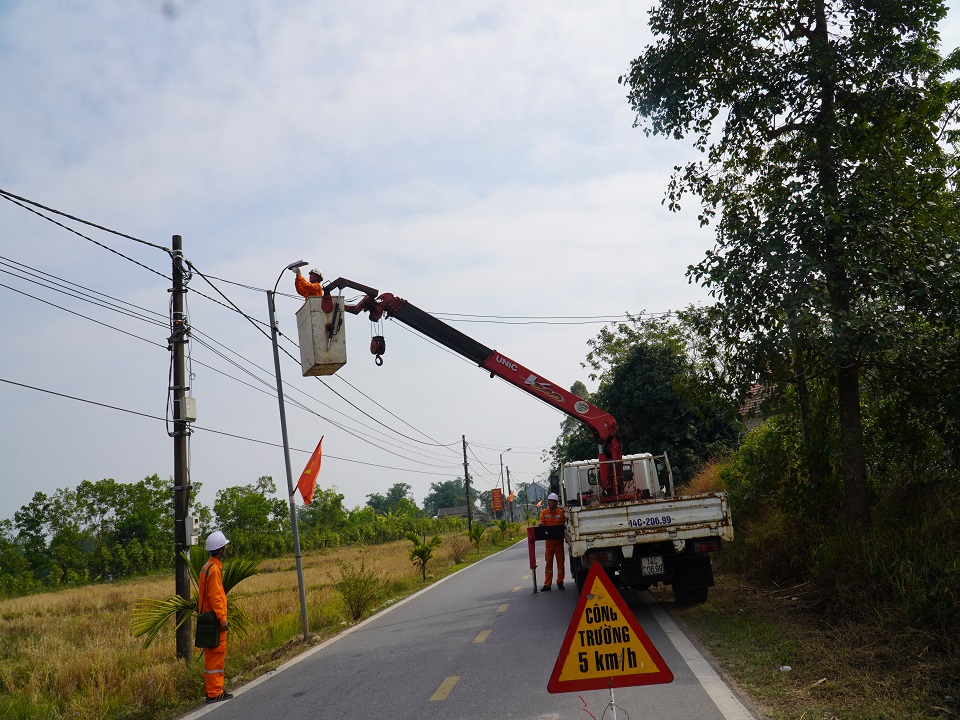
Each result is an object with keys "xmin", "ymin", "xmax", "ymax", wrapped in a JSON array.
[
  {"xmin": 436, "ymin": 505, "xmax": 488, "ymax": 522},
  {"xmin": 524, "ymin": 482, "xmax": 548, "ymax": 505}
]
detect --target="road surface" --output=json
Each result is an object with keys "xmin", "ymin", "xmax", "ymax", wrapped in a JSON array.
[{"xmin": 183, "ymin": 542, "xmax": 755, "ymax": 720}]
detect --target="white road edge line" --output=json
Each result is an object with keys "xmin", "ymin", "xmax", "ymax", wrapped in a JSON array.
[
  {"xmin": 179, "ymin": 543, "xmax": 516, "ymax": 719},
  {"xmin": 641, "ymin": 592, "xmax": 756, "ymax": 720}
]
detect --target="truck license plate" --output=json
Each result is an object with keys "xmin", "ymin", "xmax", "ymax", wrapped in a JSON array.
[{"xmin": 641, "ymin": 556, "xmax": 664, "ymax": 576}]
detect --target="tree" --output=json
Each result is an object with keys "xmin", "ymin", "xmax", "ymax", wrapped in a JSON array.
[
  {"xmin": 624, "ymin": 0, "xmax": 960, "ymax": 525},
  {"xmin": 422, "ymin": 478, "xmax": 468, "ymax": 517},
  {"xmin": 366, "ymin": 483, "xmax": 416, "ymax": 514},
  {"xmin": 549, "ymin": 317, "xmax": 740, "ymax": 484}
]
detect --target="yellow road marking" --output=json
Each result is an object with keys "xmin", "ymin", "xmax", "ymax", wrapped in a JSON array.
[
  {"xmin": 430, "ymin": 676, "xmax": 460, "ymax": 701},
  {"xmin": 497, "ymin": 604, "xmax": 509, "ymax": 613},
  {"xmin": 512, "ymin": 586, "xmax": 521, "ymax": 592},
  {"xmin": 474, "ymin": 630, "xmax": 491, "ymax": 643},
  {"xmin": 522, "ymin": 574, "xmax": 530, "ymax": 579}
]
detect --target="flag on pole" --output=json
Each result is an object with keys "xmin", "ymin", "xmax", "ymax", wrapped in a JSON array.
[
  {"xmin": 508, "ymin": 491, "xmax": 515, "ymax": 503},
  {"xmin": 297, "ymin": 436, "xmax": 323, "ymax": 505}
]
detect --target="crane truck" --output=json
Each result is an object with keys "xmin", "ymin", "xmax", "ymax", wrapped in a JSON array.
[{"xmin": 307, "ymin": 278, "xmax": 733, "ymax": 602}]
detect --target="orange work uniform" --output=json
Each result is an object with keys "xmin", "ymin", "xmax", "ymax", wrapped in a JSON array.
[
  {"xmin": 198, "ymin": 556, "xmax": 228, "ymax": 699},
  {"xmin": 295, "ymin": 275, "xmax": 324, "ymax": 297},
  {"xmin": 538, "ymin": 505, "xmax": 565, "ymax": 586}
]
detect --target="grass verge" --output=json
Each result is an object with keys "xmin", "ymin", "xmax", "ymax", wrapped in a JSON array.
[
  {"xmin": 652, "ymin": 573, "xmax": 959, "ymax": 719},
  {"xmin": 0, "ymin": 532, "xmax": 525, "ymax": 720}
]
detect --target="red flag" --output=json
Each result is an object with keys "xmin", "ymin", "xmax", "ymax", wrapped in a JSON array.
[{"xmin": 297, "ymin": 436, "xmax": 323, "ymax": 505}]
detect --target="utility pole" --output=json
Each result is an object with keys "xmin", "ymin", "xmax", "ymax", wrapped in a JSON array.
[
  {"xmin": 462, "ymin": 435, "xmax": 473, "ymax": 532},
  {"xmin": 506, "ymin": 466, "xmax": 514, "ymax": 523},
  {"xmin": 170, "ymin": 234, "xmax": 192, "ymax": 661}
]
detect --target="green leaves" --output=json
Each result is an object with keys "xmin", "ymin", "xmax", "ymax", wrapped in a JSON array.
[
  {"xmin": 406, "ymin": 532, "xmax": 442, "ymax": 581},
  {"xmin": 130, "ymin": 550, "xmax": 260, "ymax": 649}
]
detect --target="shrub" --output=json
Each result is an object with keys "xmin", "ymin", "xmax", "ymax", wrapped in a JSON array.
[
  {"xmin": 334, "ymin": 559, "xmax": 383, "ymax": 621},
  {"xmin": 445, "ymin": 534, "xmax": 470, "ymax": 564}
]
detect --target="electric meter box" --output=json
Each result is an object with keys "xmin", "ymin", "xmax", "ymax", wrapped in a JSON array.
[
  {"xmin": 296, "ymin": 296, "xmax": 347, "ymax": 376},
  {"xmin": 185, "ymin": 515, "xmax": 200, "ymax": 546},
  {"xmin": 174, "ymin": 396, "xmax": 197, "ymax": 422}
]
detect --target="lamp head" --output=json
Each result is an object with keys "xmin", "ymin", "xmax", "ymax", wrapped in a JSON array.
[{"xmin": 287, "ymin": 260, "xmax": 309, "ymax": 271}]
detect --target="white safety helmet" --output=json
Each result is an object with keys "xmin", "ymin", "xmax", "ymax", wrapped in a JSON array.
[
  {"xmin": 309, "ymin": 268, "xmax": 323, "ymax": 279},
  {"xmin": 205, "ymin": 530, "xmax": 230, "ymax": 552},
  {"xmin": 547, "ymin": 492, "xmax": 559, "ymax": 502}
]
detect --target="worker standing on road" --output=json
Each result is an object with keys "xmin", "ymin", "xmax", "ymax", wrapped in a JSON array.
[
  {"xmin": 199, "ymin": 531, "xmax": 233, "ymax": 703},
  {"xmin": 294, "ymin": 267, "xmax": 324, "ymax": 297},
  {"xmin": 538, "ymin": 493, "xmax": 565, "ymax": 591}
]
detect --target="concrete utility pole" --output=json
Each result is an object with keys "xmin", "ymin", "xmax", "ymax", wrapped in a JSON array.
[
  {"xmin": 506, "ymin": 466, "xmax": 514, "ymax": 523},
  {"xmin": 170, "ymin": 234, "xmax": 192, "ymax": 661},
  {"xmin": 462, "ymin": 435, "xmax": 473, "ymax": 532}
]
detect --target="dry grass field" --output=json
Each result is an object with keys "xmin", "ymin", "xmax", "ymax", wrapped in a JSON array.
[{"xmin": 0, "ymin": 532, "xmax": 506, "ymax": 720}]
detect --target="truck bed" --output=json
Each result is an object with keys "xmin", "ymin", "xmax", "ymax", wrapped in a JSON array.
[{"xmin": 565, "ymin": 491, "xmax": 733, "ymax": 555}]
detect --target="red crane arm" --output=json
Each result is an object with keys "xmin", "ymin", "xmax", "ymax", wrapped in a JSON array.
[{"xmin": 322, "ymin": 278, "xmax": 626, "ymax": 500}]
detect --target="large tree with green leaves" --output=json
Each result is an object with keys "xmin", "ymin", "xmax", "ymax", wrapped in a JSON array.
[
  {"xmin": 624, "ymin": 0, "xmax": 960, "ymax": 525},
  {"xmin": 549, "ymin": 316, "xmax": 740, "ymax": 484}
]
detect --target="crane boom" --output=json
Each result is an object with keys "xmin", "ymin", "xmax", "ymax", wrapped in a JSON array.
[{"xmin": 322, "ymin": 278, "xmax": 627, "ymax": 501}]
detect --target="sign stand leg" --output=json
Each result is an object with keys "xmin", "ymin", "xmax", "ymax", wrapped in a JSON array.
[
  {"xmin": 532, "ymin": 568, "xmax": 538, "ymax": 594},
  {"xmin": 608, "ymin": 687, "xmax": 617, "ymax": 720}
]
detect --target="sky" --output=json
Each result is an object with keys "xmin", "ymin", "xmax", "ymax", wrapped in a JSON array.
[{"xmin": 2, "ymin": 1, "xmax": 959, "ymax": 526}]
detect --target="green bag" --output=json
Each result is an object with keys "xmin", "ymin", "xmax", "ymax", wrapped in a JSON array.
[{"xmin": 195, "ymin": 611, "xmax": 220, "ymax": 649}]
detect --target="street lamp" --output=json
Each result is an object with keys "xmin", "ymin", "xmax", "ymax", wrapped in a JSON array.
[
  {"xmin": 499, "ymin": 448, "xmax": 512, "ymax": 521},
  {"xmin": 267, "ymin": 261, "xmax": 310, "ymax": 642}
]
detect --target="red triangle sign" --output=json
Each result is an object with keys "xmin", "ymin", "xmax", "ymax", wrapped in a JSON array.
[{"xmin": 547, "ymin": 563, "xmax": 673, "ymax": 693}]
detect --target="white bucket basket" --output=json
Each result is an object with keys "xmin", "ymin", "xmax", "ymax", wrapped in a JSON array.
[{"xmin": 295, "ymin": 296, "xmax": 347, "ymax": 376}]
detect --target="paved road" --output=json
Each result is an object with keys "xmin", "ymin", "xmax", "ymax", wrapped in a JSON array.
[{"xmin": 184, "ymin": 543, "xmax": 755, "ymax": 720}]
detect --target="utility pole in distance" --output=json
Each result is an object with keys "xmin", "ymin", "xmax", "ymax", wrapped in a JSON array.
[
  {"xmin": 506, "ymin": 466, "xmax": 514, "ymax": 523},
  {"xmin": 462, "ymin": 435, "xmax": 473, "ymax": 532},
  {"xmin": 170, "ymin": 234, "xmax": 192, "ymax": 661}
]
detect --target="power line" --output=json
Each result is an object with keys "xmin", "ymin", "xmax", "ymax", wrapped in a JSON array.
[
  {"xmin": 0, "ymin": 376, "xmax": 461, "ymax": 477},
  {"xmin": 0, "ymin": 192, "xmax": 172, "ymax": 279},
  {"xmin": 0, "ymin": 187, "xmax": 170, "ymax": 252},
  {"xmin": 0, "ymin": 281, "xmax": 167, "ymax": 348}
]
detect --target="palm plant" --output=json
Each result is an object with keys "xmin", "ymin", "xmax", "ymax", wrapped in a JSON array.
[
  {"xmin": 468, "ymin": 523, "xmax": 487, "ymax": 554},
  {"xmin": 494, "ymin": 518, "xmax": 510, "ymax": 544},
  {"xmin": 405, "ymin": 531, "xmax": 442, "ymax": 582},
  {"xmin": 131, "ymin": 545, "xmax": 260, "ymax": 648}
]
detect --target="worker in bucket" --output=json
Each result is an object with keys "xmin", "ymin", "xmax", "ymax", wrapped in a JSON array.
[
  {"xmin": 294, "ymin": 266, "xmax": 324, "ymax": 297},
  {"xmin": 199, "ymin": 531, "xmax": 233, "ymax": 703},
  {"xmin": 538, "ymin": 492, "xmax": 565, "ymax": 591}
]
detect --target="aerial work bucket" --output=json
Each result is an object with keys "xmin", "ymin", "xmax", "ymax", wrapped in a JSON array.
[{"xmin": 296, "ymin": 296, "xmax": 347, "ymax": 376}]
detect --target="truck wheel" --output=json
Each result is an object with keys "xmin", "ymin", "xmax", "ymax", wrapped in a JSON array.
[{"xmin": 571, "ymin": 557, "xmax": 586, "ymax": 593}]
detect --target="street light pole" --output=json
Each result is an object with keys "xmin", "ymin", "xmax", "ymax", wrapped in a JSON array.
[
  {"xmin": 267, "ymin": 262, "xmax": 310, "ymax": 642},
  {"xmin": 499, "ymin": 448, "xmax": 512, "ymax": 521}
]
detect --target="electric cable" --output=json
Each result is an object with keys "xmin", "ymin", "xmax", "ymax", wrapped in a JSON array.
[
  {"xmin": 0, "ymin": 375, "xmax": 462, "ymax": 477},
  {"xmin": 0, "ymin": 264, "xmax": 168, "ymax": 329},
  {"xmin": 0, "ymin": 254, "xmax": 168, "ymax": 322},
  {"xmin": 0, "ymin": 192, "xmax": 172, "ymax": 278},
  {"xmin": 0, "ymin": 281, "xmax": 167, "ymax": 348},
  {"xmin": 0, "ymin": 187, "xmax": 170, "ymax": 251}
]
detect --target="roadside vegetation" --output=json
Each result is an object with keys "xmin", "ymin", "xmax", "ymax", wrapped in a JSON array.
[{"xmin": 0, "ymin": 525, "xmax": 525, "ymax": 720}]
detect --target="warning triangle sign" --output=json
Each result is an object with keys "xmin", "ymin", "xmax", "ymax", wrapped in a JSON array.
[{"xmin": 547, "ymin": 563, "xmax": 673, "ymax": 693}]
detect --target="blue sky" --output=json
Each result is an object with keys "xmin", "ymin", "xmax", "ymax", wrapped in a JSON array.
[{"xmin": 2, "ymin": 1, "xmax": 957, "ymax": 523}]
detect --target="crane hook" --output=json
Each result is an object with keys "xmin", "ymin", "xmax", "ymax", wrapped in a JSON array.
[{"xmin": 370, "ymin": 335, "xmax": 386, "ymax": 366}]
